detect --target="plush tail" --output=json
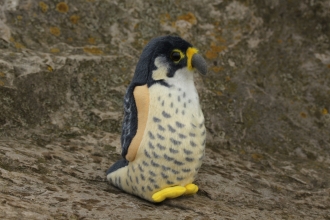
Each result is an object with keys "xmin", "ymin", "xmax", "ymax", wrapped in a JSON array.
[{"xmin": 106, "ymin": 159, "xmax": 129, "ymax": 175}]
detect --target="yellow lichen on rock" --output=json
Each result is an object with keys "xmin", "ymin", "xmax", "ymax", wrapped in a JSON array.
[
  {"xmin": 159, "ymin": 13, "xmax": 171, "ymax": 24},
  {"xmin": 205, "ymin": 43, "xmax": 226, "ymax": 59},
  {"xmin": 300, "ymin": 112, "xmax": 307, "ymax": 118},
  {"xmin": 15, "ymin": 42, "xmax": 25, "ymax": 49},
  {"xmin": 50, "ymin": 48, "xmax": 60, "ymax": 53},
  {"xmin": 39, "ymin": 2, "xmax": 48, "ymax": 13},
  {"xmin": 88, "ymin": 37, "xmax": 96, "ymax": 44},
  {"xmin": 56, "ymin": 2, "xmax": 69, "ymax": 13},
  {"xmin": 252, "ymin": 153, "xmax": 263, "ymax": 161},
  {"xmin": 83, "ymin": 47, "xmax": 103, "ymax": 55},
  {"xmin": 177, "ymin": 12, "xmax": 197, "ymax": 25},
  {"xmin": 50, "ymin": 27, "xmax": 61, "ymax": 36},
  {"xmin": 47, "ymin": 65, "xmax": 53, "ymax": 72},
  {"xmin": 70, "ymin": 15, "xmax": 80, "ymax": 24},
  {"xmin": 211, "ymin": 66, "xmax": 224, "ymax": 73}
]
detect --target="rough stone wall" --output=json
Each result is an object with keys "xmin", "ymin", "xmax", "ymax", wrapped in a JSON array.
[{"xmin": 0, "ymin": 0, "xmax": 329, "ymax": 219}]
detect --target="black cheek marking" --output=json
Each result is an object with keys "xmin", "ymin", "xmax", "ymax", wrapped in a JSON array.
[
  {"xmin": 169, "ymin": 147, "xmax": 179, "ymax": 154},
  {"xmin": 149, "ymin": 141, "xmax": 155, "ymax": 149},
  {"xmin": 183, "ymin": 149, "xmax": 193, "ymax": 155},
  {"xmin": 171, "ymin": 169, "xmax": 180, "ymax": 174},
  {"xmin": 129, "ymin": 175, "xmax": 133, "ymax": 182},
  {"xmin": 151, "ymin": 160, "xmax": 160, "ymax": 167},
  {"xmin": 144, "ymin": 149, "xmax": 151, "ymax": 158},
  {"xmin": 149, "ymin": 170, "xmax": 156, "ymax": 176},
  {"xmin": 177, "ymin": 177, "xmax": 184, "ymax": 181},
  {"xmin": 157, "ymin": 133, "xmax": 165, "ymax": 140},
  {"xmin": 202, "ymin": 139, "xmax": 206, "ymax": 145},
  {"xmin": 183, "ymin": 92, "xmax": 186, "ymax": 98},
  {"xmin": 178, "ymin": 133, "xmax": 187, "ymax": 139},
  {"xmin": 201, "ymin": 129, "xmax": 206, "ymax": 136},
  {"xmin": 141, "ymin": 173, "xmax": 145, "ymax": 181},
  {"xmin": 138, "ymin": 164, "xmax": 144, "ymax": 172},
  {"xmin": 199, "ymin": 122, "xmax": 204, "ymax": 128},
  {"xmin": 176, "ymin": 121, "xmax": 185, "ymax": 128},
  {"xmin": 158, "ymin": 124, "xmax": 165, "ymax": 131},
  {"xmin": 154, "ymin": 184, "xmax": 160, "ymax": 189},
  {"xmin": 191, "ymin": 123, "xmax": 196, "ymax": 128},
  {"xmin": 190, "ymin": 140, "xmax": 197, "ymax": 147},
  {"xmin": 166, "ymin": 180, "xmax": 174, "ymax": 185},
  {"xmin": 178, "ymin": 96, "xmax": 181, "ymax": 102},
  {"xmin": 162, "ymin": 111, "xmax": 171, "ymax": 118},
  {"xmin": 164, "ymin": 154, "xmax": 174, "ymax": 161},
  {"xmin": 185, "ymin": 157, "xmax": 194, "ymax": 162},
  {"xmin": 149, "ymin": 131, "xmax": 155, "ymax": 139},
  {"xmin": 132, "ymin": 186, "xmax": 137, "ymax": 192},
  {"xmin": 182, "ymin": 168, "xmax": 191, "ymax": 173},
  {"xmin": 152, "ymin": 151, "xmax": 160, "ymax": 158},
  {"xmin": 157, "ymin": 143, "xmax": 166, "ymax": 150},
  {"xmin": 126, "ymin": 179, "xmax": 129, "ymax": 186},
  {"xmin": 168, "ymin": 125, "xmax": 176, "ymax": 133},
  {"xmin": 136, "ymin": 176, "xmax": 139, "ymax": 184},
  {"xmin": 162, "ymin": 165, "xmax": 171, "ymax": 171},
  {"xmin": 189, "ymin": 133, "xmax": 196, "ymax": 137},
  {"xmin": 142, "ymin": 186, "xmax": 145, "ymax": 192},
  {"xmin": 161, "ymin": 172, "xmax": 168, "ymax": 179},
  {"xmin": 147, "ymin": 185, "xmax": 153, "ymax": 191},
  {"xmin": 149, "ymin": 177, "xmax": 155, "ymax": 183},
  {"xmin": 174, "ymin": 160, "xmax": 184, "ymax": 166},
  {"xmin": 195, "ymin": 167, "xmax": 199, "ymax": 171},
  {"xmin": 142, "ymin": 161, "xmax": 149, "ymax": 167},
  {"xmin": 153, "ymin": 117, "xmax": 161, "ymax": 123},
  {"xmin": 170, "ymin": 138, "xmax": 181, "ymax": 145}
]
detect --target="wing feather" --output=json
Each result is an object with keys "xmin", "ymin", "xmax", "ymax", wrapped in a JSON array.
[{"xmin": 120, "ymin": 85, "xmax": 138, "ymax": 158}]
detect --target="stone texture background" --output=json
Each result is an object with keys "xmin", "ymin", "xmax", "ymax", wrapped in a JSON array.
[{"xmin": 0, "ymin": 0, "xmax": 330, "ymax": 219}]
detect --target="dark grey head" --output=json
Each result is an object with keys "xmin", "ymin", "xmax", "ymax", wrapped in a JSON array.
[{"xmin": 131, "ymin": 36, "xmax": 207, "ymax": 87}]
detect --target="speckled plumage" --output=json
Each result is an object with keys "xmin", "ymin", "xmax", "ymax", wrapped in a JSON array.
[{"xmin": 106, "ymin": 36, "xmax": 207, "ymax": 202}]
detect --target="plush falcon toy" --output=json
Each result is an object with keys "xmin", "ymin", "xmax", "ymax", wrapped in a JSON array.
[{"xmin": 106, "ymin": 35, "xmax": 207, "ymax": 202}]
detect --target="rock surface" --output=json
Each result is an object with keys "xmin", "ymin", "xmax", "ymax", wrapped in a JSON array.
[{"xmin": 0, "ymin": 0, "xmax": 330, "ymax": 219}]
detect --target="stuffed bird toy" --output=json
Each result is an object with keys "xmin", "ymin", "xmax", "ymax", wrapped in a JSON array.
[{"xmin": 106, "ymin": 35, "xmax": 207, "ymax": 202}]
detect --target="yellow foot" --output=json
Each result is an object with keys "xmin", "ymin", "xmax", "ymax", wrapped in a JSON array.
[
  {"xmin": 184, "ymin": 183, "xmax": 199, "ymax": 195},
  {"xmin": 152, "ymin": 186, "xmax": 186, "ymax": 202}
]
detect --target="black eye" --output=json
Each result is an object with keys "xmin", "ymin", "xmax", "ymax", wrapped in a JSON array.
[{"xmin": 170, "ymin": 51, "xmax": 181, "ymax": 62}]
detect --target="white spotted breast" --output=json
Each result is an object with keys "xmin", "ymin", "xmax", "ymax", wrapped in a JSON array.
[{"xmin": 128, "ymin": 72, "xmax": 206, "ymax": 199}]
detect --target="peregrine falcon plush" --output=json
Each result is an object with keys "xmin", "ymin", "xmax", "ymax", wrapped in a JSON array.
[{"xmin": 106, "ymin": 35, "xmax": 207, "ymax": 202}]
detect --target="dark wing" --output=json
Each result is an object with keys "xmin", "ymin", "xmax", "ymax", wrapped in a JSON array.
[{"xmin": 120, "ymin": 85, "xmax": 138, "ymax": 158}]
